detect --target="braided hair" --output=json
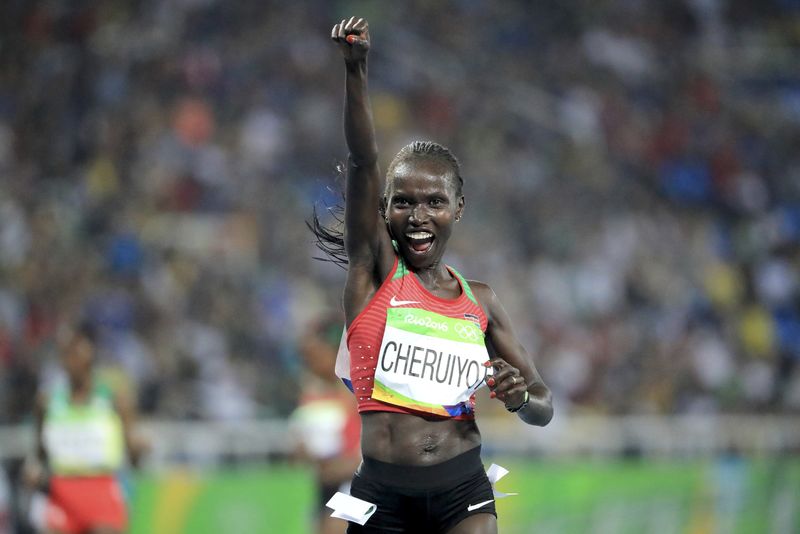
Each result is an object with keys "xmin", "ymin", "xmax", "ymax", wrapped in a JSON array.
[
  {"xmin": 385, "ymin": 141, "xmax": 463, "ymax": 197},
  {"xmin": 308, "ymin": 141, "xmax": 462, "ymax": 267}
]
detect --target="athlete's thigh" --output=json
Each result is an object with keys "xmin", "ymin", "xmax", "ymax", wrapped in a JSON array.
[
  {"xmin": 346, "ymin": 473, "xmax": 411, "ymax": 533},
  {"xmin": 445, "ymin": 512, "xmax": 497, "ymax": 534},
  {"xmin": 433, "ymin": 465, "xmax": 496, "ymax": 533},
  {"xmin": 321, "ymin": 515, "xmax": 348, "ymax": 534}
]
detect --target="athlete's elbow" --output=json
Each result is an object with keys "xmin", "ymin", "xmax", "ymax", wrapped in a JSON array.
[
  {"xmin": 528, "ymin": 403, "xmax": 553, "ymax": 427},
  {"xmin": 538, "ymin": 402, "xmax": 554, "ymax": 427},
  {"xmin": 524, "ymin": 386, "xmax": 553, "ymax": 427}
]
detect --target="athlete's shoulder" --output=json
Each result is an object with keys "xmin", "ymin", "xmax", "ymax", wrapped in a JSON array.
[
  {"xmin": 34, "ymin": 390, "xmax": 49, "ymax": 416},
  {"xmin": 465, "ymin": 279, "xmax": 493, "ymax": 296},
  {"xmin": 41, "ymin": 381, "xmax": 66, "ymax": 406},
  {"xmin": 465, "ymin": 280, "xmax": 498, "ymax": 311}
]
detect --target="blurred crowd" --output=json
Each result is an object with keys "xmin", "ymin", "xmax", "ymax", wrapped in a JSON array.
[{"xmin": 1, "ymin": 0, "xmax": 799, "ymax": 424}]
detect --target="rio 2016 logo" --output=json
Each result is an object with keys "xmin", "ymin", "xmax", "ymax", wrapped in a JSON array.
[{"xmin": 404, "ymin": 314, "xmax": 449, "ymax": 332}]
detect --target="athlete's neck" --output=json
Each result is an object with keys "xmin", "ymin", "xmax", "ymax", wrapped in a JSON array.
[
  {"xmin": 411, "ymin": 261, "xmax": 453, "ymax": 293},
  {"xmin": 69, "ymin": 376, "xmax": 93, "ymax": 403}
]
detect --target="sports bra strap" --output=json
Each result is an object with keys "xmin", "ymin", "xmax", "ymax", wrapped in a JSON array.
[
  {"xmin": 391, "ymin": 240, "xmax": 409, "ymax": 280},
  {"xmin": 448, "ymin": 266, "xmax": 479, "ymax": 306}
]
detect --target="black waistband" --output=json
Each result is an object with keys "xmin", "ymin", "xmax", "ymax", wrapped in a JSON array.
[{"xmin": 357, "ymin": 446, "xmax": 484, "ymax": 490}]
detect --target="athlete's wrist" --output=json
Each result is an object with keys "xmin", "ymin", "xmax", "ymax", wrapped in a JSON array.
[{"xmin": 505, "ymin": 390, "xmax": 529, "ymax": 413}]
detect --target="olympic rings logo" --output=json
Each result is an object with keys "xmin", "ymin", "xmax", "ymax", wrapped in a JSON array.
[{"xmin": 454, "ymin": 323, "xmax": 482, "ymax": 341}]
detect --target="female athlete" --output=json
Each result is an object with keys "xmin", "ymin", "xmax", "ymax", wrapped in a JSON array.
[
  {"xmin": 24, "ymin": 322, "xmax": 146, "ymax": 534},
  {"xmin": 321, "ymin": 17, "xmax": 553, "ymax": 534}
]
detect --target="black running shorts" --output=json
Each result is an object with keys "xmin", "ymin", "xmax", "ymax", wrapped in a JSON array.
[{"xmin": 346, "ymin": 446, "xmax": 496, "ymax": 533}]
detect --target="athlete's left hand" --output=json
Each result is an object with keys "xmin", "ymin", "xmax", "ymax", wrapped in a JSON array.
[
  {"xmin": 485, "ymin": 358, "xmax": 527, "ymax": 409},
  {"xmin": 21, "ymin": 458, "xmax": 49, "ymax": 490}
]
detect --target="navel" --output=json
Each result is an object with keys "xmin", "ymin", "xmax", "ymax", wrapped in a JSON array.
[{"xmin": 419, "ymin": 434, "xmax": 442, "ymax": 454}]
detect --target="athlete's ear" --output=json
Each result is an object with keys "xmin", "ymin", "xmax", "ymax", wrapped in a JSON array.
[
  {"xmin": 455, "ymin": 195, "xmax": 465, "ymax": 222},
  {"xmin": 380, "ymin": 197, "xmax": 395, "ymax": 238}
]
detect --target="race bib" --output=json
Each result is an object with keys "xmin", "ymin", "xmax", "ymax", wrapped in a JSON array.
[
  {"xmin": 373, "ymin": 308, "xmax": 491, "ymax": 416},
  {"xmin": 44, "ymin": 418, "xmax": 123, "ymax": 474}
]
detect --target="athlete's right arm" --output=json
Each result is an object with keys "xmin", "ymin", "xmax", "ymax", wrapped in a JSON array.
[
  {"xmin": 33, "ymin": 393, "xmax": 45, "ymax": 455},
  {"xmin": 332, "ymin": 17, "xmax": 394, "ymax": 320},
  {"xmin": 22, "ymin": 393, "xmax": 49, "ymax": 490}
]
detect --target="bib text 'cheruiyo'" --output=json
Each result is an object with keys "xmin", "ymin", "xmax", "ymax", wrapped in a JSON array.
[{"xmin": 379, "ymin": 342, "xmax": 489, "ymax": 390}]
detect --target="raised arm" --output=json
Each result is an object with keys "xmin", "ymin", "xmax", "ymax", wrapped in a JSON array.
[
  {"xmin": 331, "ymin": 18, "xmax": 389, "ymax": 264},
  {"xmin": 332, "ymin": 18, "xmax": 377, "ymax": 167},
  {"xmin": 331, "ymin": 17, "xmax": 394, "ymax": 323},
  {"xmin": 473, "ymin": 282, "xmax": 553, "ymax": 426}
]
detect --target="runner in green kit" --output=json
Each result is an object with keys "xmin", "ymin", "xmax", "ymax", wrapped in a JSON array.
[{"xmin": 23, "ymin": 322, "xmax": 146, "ymax": 534}]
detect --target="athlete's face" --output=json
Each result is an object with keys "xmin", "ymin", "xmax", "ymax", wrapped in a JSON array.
[
  {"xmin": 386, "ymin": 159, "xmax": 464, "ymax": 269},
  {"xmin": 62, "ymin": 333, "xmax": 94, "ymax": 381}
]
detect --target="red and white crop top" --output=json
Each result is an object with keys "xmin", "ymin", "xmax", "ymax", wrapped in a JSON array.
[{"xmin": 337, "ymin": 253, "xmax": 490, "ymax": 420}]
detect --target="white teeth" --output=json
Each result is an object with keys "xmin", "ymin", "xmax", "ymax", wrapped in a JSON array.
[{"xmin": 406, "ymin": 231, "xmax": 433, "ymax": 240}]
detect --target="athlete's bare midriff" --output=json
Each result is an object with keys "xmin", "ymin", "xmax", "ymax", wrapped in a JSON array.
[{"xmin": 359, "ymin": 411, "xmax": 481, "ymax": 465}]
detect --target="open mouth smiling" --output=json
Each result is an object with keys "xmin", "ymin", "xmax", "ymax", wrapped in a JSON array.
[{"xmin": 405, "ymin": 230, "xmax": 435, "ymax": 253}]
